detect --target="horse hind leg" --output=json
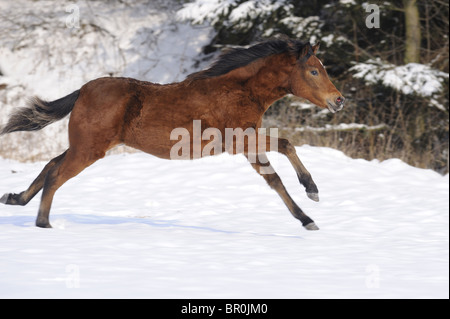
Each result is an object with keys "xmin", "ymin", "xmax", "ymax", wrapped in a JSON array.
[
  {"xmin": 1, "ymin": 151, "xmax": 68, "ymax": 206},
  {"xmin": 35, "ymin": 148, "xmax": 101, "ymax": 228}
]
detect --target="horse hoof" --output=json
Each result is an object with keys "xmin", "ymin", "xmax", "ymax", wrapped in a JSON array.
[
  {"xmin": 36, "ymin": 220, "xmax": 52, "ymax": 228},
  {"xmin": 307, "ymin": 192, "xmax": 319, "ymax": 202},
  {"xmin": 304, "ymin": 222, "xmax": 319, "ymax": 230},
  {"xmin": 0, "ymin": 193, "xmax": 9, "ymax": 204}
]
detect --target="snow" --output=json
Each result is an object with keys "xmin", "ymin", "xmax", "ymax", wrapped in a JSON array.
[
  {"xmin": 0, "ymin": 146, "xmax": 448, "ymax": 298},
  {"xmin": 177, "ymin": 0, "xmax": 237, "ymax": 25},
  {"xmin": 279, "ymin": 16, "xmax": 323, "ymax": 41},
  {"xmin": 340, "ymin": 0, "xmax": 356, "ymax": 5},
  {"xmin": 295, "ymin": 123, "xmax": 387, "ymax": 132},
  {"xmin": 229, "ymin": 0, "xmax": 286, "ymax": 24},
  {"xmin": 350, "ymin": 59, "xmax": 449, "ymax": 109},
  {"xmin": 178, "ymin": 0, "xmax": 290, "ymax": 33},
  {"xmin": 0, "ymin": 0, "xmax": 448, "ymax": 298},
  {"xmin": 0, "ymin": 0, "xmax": 213, "ymax": 96}
]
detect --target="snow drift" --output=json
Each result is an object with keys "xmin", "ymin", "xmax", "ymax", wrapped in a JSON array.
[{"xmin": 0, "ymin": 146, "xmax": 448, "ymax": 298}]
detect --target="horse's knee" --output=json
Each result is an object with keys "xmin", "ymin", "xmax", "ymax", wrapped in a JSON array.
[{"xmin": 278, "ymin": 138, "xmax": 296, "ymax": 156}]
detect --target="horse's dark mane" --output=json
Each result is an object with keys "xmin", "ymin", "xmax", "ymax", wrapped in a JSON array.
[{"xmin": 188, "ymin": 38, "xmax": 311, "ymax": 80}]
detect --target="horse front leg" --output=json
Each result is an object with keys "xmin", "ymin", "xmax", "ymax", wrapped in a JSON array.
[
  {"xmin": 245, "ymin": 153, "xmax": 319, "ymax": 230},
  {"xmin": 243, "ymin": 134, "xmax": 319, "ymax": 202},
  {"xmin": 276, "ymin": 138, "xmax": 319, "ymax": 202}
]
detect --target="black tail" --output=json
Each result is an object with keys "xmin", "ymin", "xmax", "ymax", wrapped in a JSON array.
[{"xmin": 1, "ymin": 89, "xmax": 80, "ymax": 135}]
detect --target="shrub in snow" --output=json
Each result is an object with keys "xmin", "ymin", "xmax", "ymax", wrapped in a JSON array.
[
  {"xmin": 350, "ymin": 59, "xmax": 448, "ymax": 97},
  {"xmin": 177, "ymin": 0, "xmax": 321, "ymax": 45},
  {"xmin": 350, "ymin": 59, "xmax": 449, "ymax": 111},
  {"xmin": 178, "ymin": 0, "xmax": 288, "ymax": 27}
]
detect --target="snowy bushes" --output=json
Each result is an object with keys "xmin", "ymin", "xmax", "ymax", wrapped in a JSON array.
[
  {"xmin": 178, "ymin": 0, "xmax": 291, "ymax": 30},
  {"xmin": 177, "ymin": 0, "xmax": 323, "ymax": 46},
  {"xmin": 0, "ymin": 0, "xmax": 448, "ymax": 173},
  {"xmin": 350, "ymin": 59, "xmax": 448, "ymax": 110},
  {"xmin": 179, "ymin": 0, "xmax": 449, "ymax": 173}
]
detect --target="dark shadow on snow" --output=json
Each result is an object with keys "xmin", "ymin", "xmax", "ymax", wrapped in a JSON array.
[{"xmin": 0, "ymin": 214, "xmax": 304, "ymax": 239}]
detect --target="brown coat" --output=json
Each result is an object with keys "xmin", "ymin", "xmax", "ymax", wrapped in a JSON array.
[{"xmin": 1, "ymin": 38, "xmax": 344, "ymax": 230}]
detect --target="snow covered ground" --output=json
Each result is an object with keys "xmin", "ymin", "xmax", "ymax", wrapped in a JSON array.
[{"xmin": 0, "ymin": 146, "xmax": 448, "ymax": 298}]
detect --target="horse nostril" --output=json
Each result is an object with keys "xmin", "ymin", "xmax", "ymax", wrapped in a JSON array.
[{"xmin": 335, "ymin": 96, "xmax": 345, "ymax": 106}]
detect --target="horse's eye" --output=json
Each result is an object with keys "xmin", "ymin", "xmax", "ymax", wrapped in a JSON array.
[{"xmin": 310, "ymin": 70, "xmax": 318, "ymax": 76}]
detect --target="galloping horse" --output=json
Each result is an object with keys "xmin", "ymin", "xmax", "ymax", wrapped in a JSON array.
[{"xmin": 1, "ymin": 37, "xmax": 344, "ymax": 230}]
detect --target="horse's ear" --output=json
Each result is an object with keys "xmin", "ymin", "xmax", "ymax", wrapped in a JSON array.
[
  {"xmin": 298, "ymin": 42, "xmax": 312, "ymax": 60},
  {"xmin": 311, "ymin": 42, "xmax": 320, "ymax": 55}
]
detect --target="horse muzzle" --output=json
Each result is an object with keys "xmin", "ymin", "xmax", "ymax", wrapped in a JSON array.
[{"xmin": 326, "ymin": 96, "xmax": 345, "ymax": 113}]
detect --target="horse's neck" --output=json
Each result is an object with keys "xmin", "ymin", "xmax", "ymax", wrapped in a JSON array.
[{"xmin": 243, "ymin": 54, "xmax": 293, "ymax": 111}]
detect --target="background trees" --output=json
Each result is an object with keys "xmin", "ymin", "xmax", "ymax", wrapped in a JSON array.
[
  {"xmin": 179, "ymin": 0, "xmax": 449, "ymax": 173},
  {"xmin": 0, "ymin": 0, "xmax": 448, "ymax": 173}
]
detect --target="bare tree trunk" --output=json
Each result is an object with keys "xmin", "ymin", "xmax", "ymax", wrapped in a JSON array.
[{"xmin": 403, "ymin": 0, "xmax": 421, "ymax": 63}]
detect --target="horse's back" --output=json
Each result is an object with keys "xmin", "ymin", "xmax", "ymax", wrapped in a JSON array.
[
  {"xmin": 69, "ymin": 77, "xmax": 191, "ymax": 159},
  {"xmin": 68, "ymin": 77, "xmax": 154, "ymax": 155},
  {"xmin": 68, "ymin": 76, "xmax": 248, "ymax": 160}
]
